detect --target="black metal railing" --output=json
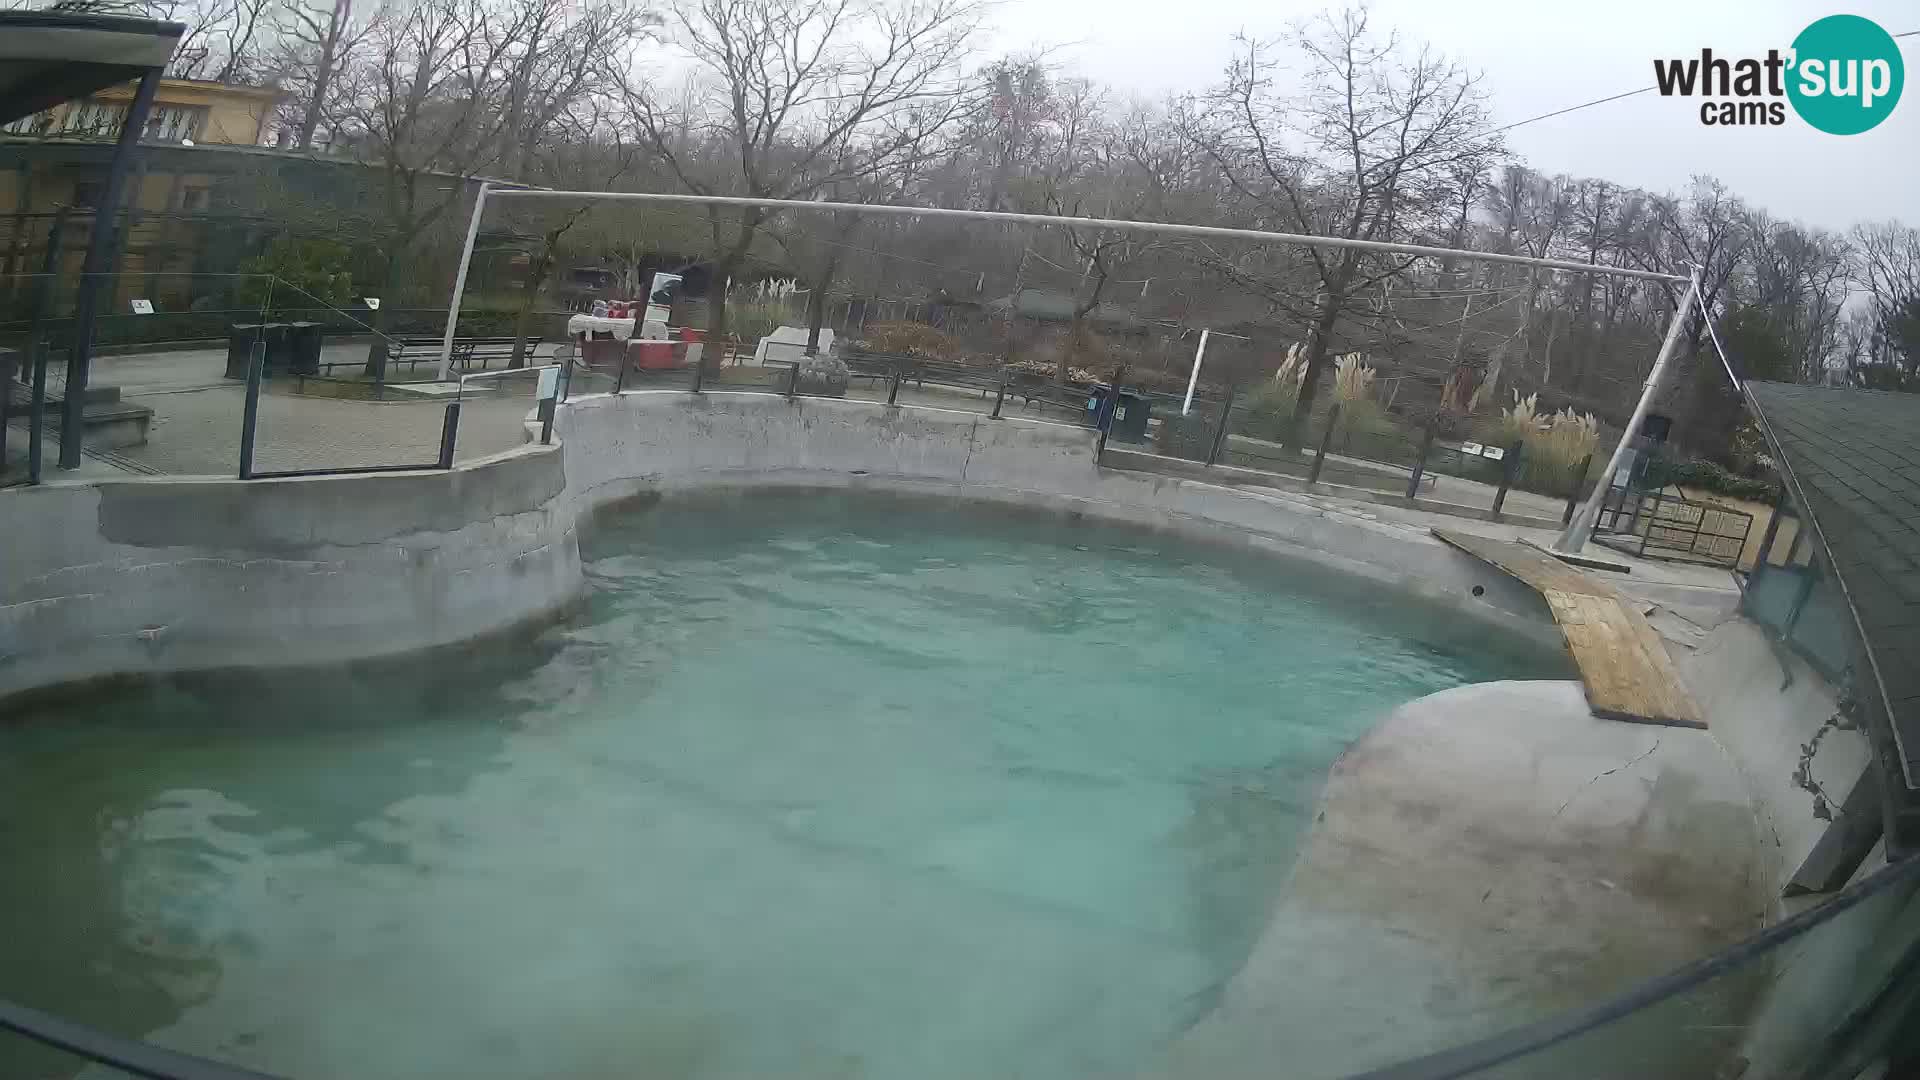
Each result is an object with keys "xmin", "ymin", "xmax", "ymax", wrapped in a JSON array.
[{"xmin": 1593, "ymin": 484, "xmax": 1754, "ymax": 568}]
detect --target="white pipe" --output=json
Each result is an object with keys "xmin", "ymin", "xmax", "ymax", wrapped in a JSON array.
[
  {"xmin": 1182, "ymin": 328, "xmax": 1211, "ymax": 416},
  {"xmin": 1555, "ymin": 268, "xmax": 1703, "ymax": 553},
  {"xmin": 479, "ymin": 189, "xmax": 1690, "ymax": 284},
  {"xmin": 437, "ymin": 182, "xmax": 490, "ymax": 381}
]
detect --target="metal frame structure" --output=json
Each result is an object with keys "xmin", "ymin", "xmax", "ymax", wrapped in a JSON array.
[
  {"xmin": 0, "ymin": 10, "xmax": 184, "ymax": 471},
  {"xmin": 440, "ymin": 188, "xmax": 1708, "ymax": 554}
]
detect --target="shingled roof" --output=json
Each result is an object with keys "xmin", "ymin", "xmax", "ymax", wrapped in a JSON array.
[{"xmin": 1744, "ymin": 382, "xmax": 1920, "ymax": 792}]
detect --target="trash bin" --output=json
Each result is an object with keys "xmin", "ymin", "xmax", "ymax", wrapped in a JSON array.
[
  {"xmin": 1085, "ymin": 384, "xmax": 1152, "ymax": 442},
  {"xmin": 286, "ymin": 321, "xmax": 324, "ymax": 376},
  {"xmin": 225, "ymin": 323, "xmax": 263, "ymax": 379}
]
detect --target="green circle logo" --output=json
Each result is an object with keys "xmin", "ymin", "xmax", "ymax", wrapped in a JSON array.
[{"xmin": 1787, "ymin": 15, "xmax": 1904, "ymax": 135}]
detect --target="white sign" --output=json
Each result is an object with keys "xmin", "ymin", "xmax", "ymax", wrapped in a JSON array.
[
  {"xmin": 1460, "ymin": 440, "xmax": 1484, "ymax": 457},
  {"xmin": 130, "ymin": 299, "xmax": 154, "ymax": 314},
  {"xmin": 363, "ymin": 297, "xmax": 382, "ymax": 310},
  {"xmin": 536, "ymin": 366, "xmax": 559, "ymax": 401},
  {"xmin": 1481, "ymin": 445, "xmax": 1506, "ymax": 461}
]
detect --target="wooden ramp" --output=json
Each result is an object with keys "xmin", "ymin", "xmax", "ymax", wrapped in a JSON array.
[{"xmin": 1432, "ymin": 528, "xmax": 1704, "ymax": 729}]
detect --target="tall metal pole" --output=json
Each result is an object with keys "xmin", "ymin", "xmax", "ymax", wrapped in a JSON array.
[
  {"xmin": 1181, "ymin": 328, "xmax": 1210, "ymax": 416},
  {"xmin": 60, "ymin": 68, "xmax": 161, "ymax": 469},
  {"xmin": 436, "ymin": 182, "xmax": 490, "ymax": 381},
  {"xmin": 1556, "ymin": 268, "xmax": 1703, "ymax": 553}
]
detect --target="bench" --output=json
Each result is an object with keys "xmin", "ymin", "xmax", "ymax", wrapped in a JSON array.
[{"xmin": 322, "ymin": 336, "xmax": 542, "ymax": 375}]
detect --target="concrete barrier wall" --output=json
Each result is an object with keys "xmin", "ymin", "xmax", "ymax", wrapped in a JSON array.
[
  {"xmin": 2, "ymin": 388, "xmax": 1558, "ymax": 704},
  {"xmin": 0, "ymin": 445, "xmax": 579, "ymax": 701}
]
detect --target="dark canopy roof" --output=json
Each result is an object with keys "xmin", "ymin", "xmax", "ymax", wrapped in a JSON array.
[
  {"xmin": 0, "ymin": 10, "xmax": 183, "ymax": 127},
  {"xmin": 1745, "ymin": 381, "xmax": 1920, "ymax": 791}
]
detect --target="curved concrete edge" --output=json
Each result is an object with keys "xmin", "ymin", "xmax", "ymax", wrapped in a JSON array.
[
  {"xmin": 0, "ymin": 442, "xmax": 581, "ymax": 703},
  {"xmin": 1157, "ymin": 679, "xmax": 1772, "ymax": 1080},
  {"xmin": 554, "ymin": 391, "xmax": 1564, "ymax": 653}
]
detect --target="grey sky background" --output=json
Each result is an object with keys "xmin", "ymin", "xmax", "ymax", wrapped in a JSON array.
[{"xmin": 986, "ymin": 0, "xmax": 1917, "ymax": 233}]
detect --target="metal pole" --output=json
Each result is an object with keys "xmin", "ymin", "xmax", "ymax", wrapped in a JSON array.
[
  {"xmin": 437, "ymin": 400, "xmax": 461, "ymax": 467},
  {"xmin": 689, "ymin": 353, "xmax": 705, "ymax": 394},
  {"xmin": 1181, "ymin": 328, "xmax": 1210, "ymax": 416},
  {"xmin": 991, "ymin": 373, "xmax": 1006, "ymax": 419},
  {"xmin": 1557, "ymin": 268, "xmax": 1702, "ymax": 551},
  {"xmin": 1308, "ymin": 402, "xmax": 1341, "ymax": 485},
  {"xmin": 436, "ymin": 182, "xmax": 490, "ymax": 381},
  {"xmin": 1490, "ymin": 440, "xmax": 1523, "ymax": 519},
  {"xmin": 487, "ymin": 189, "xmax": 1691, "ymax": 285},
  {"xmin": 62, "ymin": 67, "xmax": 162, "ymax": 470},
  {"xmin": 1563, "ymin": 453, "xmax": 1593, "ymax": 526},
  {"xmin": 887, "ymin": 366, "xmax": 902, "ymax": 406},
  {"xmin": 238, "ymin": 341, "xmax": 264, "ymax": 479},
  {"xmin": 785, "ymin": 361, "xmax": 800, "ymax": 398},
  {"xmin": 1406, "ymin": 419, "xmax": 1438, "ymax": 501},
  {"xmin": 0, "ymin": 349, "xmax": 12, "ymax": 466},
  {"xmin": 27, "ymin": 343, "xmax": 47, "ymax": 483},
  {"xmin": 1205, "ymin": 384, "xmax": 1237, "ymax": 466}
]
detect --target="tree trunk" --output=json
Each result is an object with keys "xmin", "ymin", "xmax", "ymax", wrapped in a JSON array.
[
  {"xmin": 510, "ymin": 253, "xmax": 551, "ymax": 369},
  {"xmin": 1285, "ymin": 287, "xmax": 1345, "ymax": 448},
  {"xmin": 362, "ymin": 245, "xmax": 402, "ymax": 380},
  {"xmin": 703, "ymin": 217, "xmax": 760, "ymax": 370},
  {"xmin": 805, "ymin": 250, "xmax": 842, "ymax": 356}
]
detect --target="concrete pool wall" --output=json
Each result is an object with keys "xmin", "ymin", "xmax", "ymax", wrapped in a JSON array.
[
  {"xmin": 0, "ymin": 389, "xmax": 1563, "ymax": 702},
  {"xmin": 0, "ymin": 448, "xmax": 578, "ymax": 701}
]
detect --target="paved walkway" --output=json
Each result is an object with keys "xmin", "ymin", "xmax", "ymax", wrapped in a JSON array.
[{"xmin": 81, "ymin": 346, "xmax": 541, "ymax": 477}]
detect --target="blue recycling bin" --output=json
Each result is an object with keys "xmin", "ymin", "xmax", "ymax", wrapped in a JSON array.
[{"xmin": 1086, "ymin": 384, "xmax": 1151, "ymax": 442}]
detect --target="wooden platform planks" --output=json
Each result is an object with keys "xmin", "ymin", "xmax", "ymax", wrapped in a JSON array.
[{"xmin": 1432, "ymin": 528, "xmax": 1704, "ymax": 729}]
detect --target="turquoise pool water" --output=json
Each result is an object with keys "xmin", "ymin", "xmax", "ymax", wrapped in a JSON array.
[{"xmin": 0, "ymin": 492, "xmax": 1561, "ymax": 1079}]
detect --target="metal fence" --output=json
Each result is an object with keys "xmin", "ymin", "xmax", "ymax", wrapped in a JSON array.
[
  {"xmin": 1593, "ymin": 485, "xmax": 1755, "ymax": 568},
  {"xmin": 1141, "ymin": 386, "xmax": 1595, "ymax": 524}
]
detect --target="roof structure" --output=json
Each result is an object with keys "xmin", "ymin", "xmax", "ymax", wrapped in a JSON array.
[
  {"xmin": 0, "ymin": 11, "xmax": 184, "ymax": 128},
  {"xmin": 1744, "ymin": 381, "xmax": 1920, "ymax": 793}
]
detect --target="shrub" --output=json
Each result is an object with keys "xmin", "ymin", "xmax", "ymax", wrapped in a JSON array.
[
  {"xmin": 860, "ymin": 320, "xmax": 961, "ymax": 360},
  {"xmin": 1477, "ymin": 393, "xmax": 1601, "ymax": 497},
  {"xmin": 1645, "ymin": 458, "xmax": 1778, "ymax": 504}
]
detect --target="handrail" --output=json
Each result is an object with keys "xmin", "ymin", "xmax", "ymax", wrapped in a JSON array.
[
  {"xmin": 1341, "ymin": 849, "xmax": 1920, "ymax": 1080},
  {"xmin": 0, "ymin": 998, "xmax": 285, "ymax": 1080}
]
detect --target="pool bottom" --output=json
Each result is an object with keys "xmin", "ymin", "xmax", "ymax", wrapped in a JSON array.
[{"xmin": 0, "ymin": 491, "xmax": 1566, "ymax": 1080}]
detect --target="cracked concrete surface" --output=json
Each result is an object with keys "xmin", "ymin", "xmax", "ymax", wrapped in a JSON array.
[{"xmin": 1154, "ymin": 681, "xmax": 1769, "ymax": 1080}]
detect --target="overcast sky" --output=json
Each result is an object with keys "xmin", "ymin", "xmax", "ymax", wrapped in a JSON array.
[{"xmin": 986, "ymin": 0, "xmax": 1917, "ymax": 233}]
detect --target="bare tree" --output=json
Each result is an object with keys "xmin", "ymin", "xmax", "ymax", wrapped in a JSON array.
[
  {"xmin": 608, "ymin": 0, "xmax": 983, "ymax": 364},
  {"xmin": 1190, "ymin": 8, "xmax": 1502, "ymax": 442},
  {"xmin": 275, "ymin": 0, "xmax": 372, "ymax": 149}
]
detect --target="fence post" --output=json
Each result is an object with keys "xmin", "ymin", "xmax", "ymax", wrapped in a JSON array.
[
  {"xmin": 238, "ymin": 341, "xmax": 265, "ymax": 480},
  {"xmin": 886, "ymin": 365, "xmax": 902, "ymax": 406},
  {"xmin": 613, "ymin": 349, "xmax": 628, "ymax": 394},
  {"xmin": 785, "ymin": 361, "xmax": 800, "ymax": 399},
  {"xmin": 990, "ymin": 372, "xmax": 1007, "ymax": 419},
  {"xmin": 1639, "ymin": 489, "xmax": 1663, "ymax": 557},
  {"xmin": 26, "ymin": 342, "xmax": 48, "ymax": 484},
  {"xmin": 1205, "ymin": 383, "xmax": 1237, "ymax": 466},
  {"xmin": 1490, "ymin": 440, "xmax": 1524, "ymax": 519},
  {"xmin": 1308, "ymin": 402, "xmax": 1341, "ymax": 486},
  {"xmin": 689, "ymin": 354, "xmax": 705, "ymax": 394},
  {"xmin": 1563, "ymin": 453, "xmax": 1593, "ymax": 526},
  {"xmin": 0, "ymin": 348, "xmax": 12, "ymax": 466},
  {"xmin": 1405, "ymin": 418, "xmax": 1438, "ymax": 501},
  {"xmin": 438, "ymin": 400, "xmax": 462, "ymax": 467}
]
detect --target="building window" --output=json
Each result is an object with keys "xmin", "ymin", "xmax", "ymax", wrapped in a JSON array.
[
  {"xmin": 71, "ymin": 180, "xmax": 103, "ymax": 208},
  {"xmin": 179, "ymin": 185, "xmax": 211, "ymax": 212},
  {"xmin": 1743, "ymin": 491, "xmax": 1860, "ymax": 681},
  {"xmin": 145, "ymin": 105, "xmax": 206, "ymax": 144}
]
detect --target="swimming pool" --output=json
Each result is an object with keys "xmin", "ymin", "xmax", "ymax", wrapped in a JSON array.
[{"xmin": 0, "ymin": 491, "xmax": 1564, "ymax": 1079}]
